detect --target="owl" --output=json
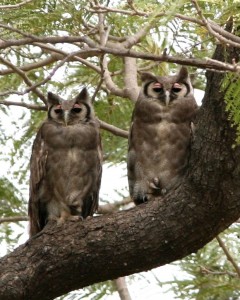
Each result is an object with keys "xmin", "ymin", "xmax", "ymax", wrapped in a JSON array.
[
  {"xmin": 127, "ymin": 66, "xmax": 198, "ymax": 205},
  {"xmin": 28, "ymin": 87, "xmax": 102, "ymax": 236}
]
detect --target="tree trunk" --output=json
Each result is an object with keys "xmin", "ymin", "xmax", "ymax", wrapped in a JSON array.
[{"xmin": 1, "ymin": 43, "xmax": 240, "ymax": 300}]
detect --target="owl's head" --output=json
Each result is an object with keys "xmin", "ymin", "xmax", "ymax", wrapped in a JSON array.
[
  {"xmin": 140, "ymin": 66, "xmax": 194, "ymax": 106},
  {"xmin": 47, "ymin": 87, "xmax": 94, "ymax": 125}
]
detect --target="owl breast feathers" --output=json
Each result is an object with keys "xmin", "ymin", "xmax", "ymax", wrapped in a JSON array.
[
  {"xmin": 127, "ymin": 67, "xmax": 198, "ymax": 205},
  {"xmin": 28, "ymin": 87, "xmax": 102, "ymax": 236}
]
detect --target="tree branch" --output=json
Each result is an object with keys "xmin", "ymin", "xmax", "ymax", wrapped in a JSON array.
[
  {"xmin": 98, "ymin": 119, "xmax": 129, "ymax": 138},
  {"xmin": 98, "ymin": 46, "xmax": 240, "ymax": 72},
  {"xmin": 0, "ymin": 100, "xmax": 46, "ymax": 111},
  {"xmin": 0, "ymin": 54, "xmax": 59, "ymax": 75},
  {"xmin": 88, "ymin": 2, "xmax": 204, "ymax": 26},
  {"xmin": 0, "ymin": 0, "xmax": 33, "ymax": 9},
  {"xmin": 0, "ymin": 216, "xmax": 29, "ymax": 224},
  {"xmin": 113, "ymin": 277, "xmax": 132, "ymax": 300},
  {"xmin": 0, "ymin": 56, "xmax": 46, "ymax": 103},
  {"xmin": 123, "ymin": 57, "xmax": 139, "ymax": 102},
  {"xmin": 216, "ymin": 236, "xmax": 240, "ymax": 277},
  {"xmin": 191, "ymin": 0, "xmax": 240, "ymax": 49}
]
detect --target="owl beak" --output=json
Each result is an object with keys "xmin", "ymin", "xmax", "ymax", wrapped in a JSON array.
[
  {"xmin": 165, "ymin": 91, "xmax": 170, "ymax": 106},
  {"xmin": 64, "ymin": 111, "xmax": 69, "ymax": 126}
]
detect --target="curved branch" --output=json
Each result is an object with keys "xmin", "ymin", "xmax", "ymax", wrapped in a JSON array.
[
  {"xmin": 0, "ymin": 54, "xmax": 60, "ymax": 76},
  {"xmin": 98, "ymin": 119, "xmax": 129, "ymax": 138},
  {"xmin": 98, "ymin": 46, "xmax": 240, "ymax": 72},
  {"xmin": 0, "ymin": 100, "xmax": 46, "ymax": 111},
  {"xmin": 102, "ymin": 55, "xmax": 126, "ymax": 97},
  {"xmin": 0, "ymin": 56, "xmax": 46, "ymax": 103}
]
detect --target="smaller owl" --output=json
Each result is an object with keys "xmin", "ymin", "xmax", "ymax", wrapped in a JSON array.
[
  {"xmin": 28, "ymin": 87, "xmax": 102, "ymax": 236},
  {"xmin": 127, "ymin": 67, "xmax": 198, "ymax": 205}
]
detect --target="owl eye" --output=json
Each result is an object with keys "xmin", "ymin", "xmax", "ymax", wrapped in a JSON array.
[
  {"xmin": 54, "ymin": 105, "xmax": 63, "ymax": 114},
  {"xmin": 71, "ymin": 104, "xmax": 82, "ymax": 113},
  {"xmin": 71, "ymin": 107, "xmax": 82, "ymax": 113},
  {"xmin": 152, "ymin": 82, "xmax": 163, "ymax": 93},
  {"xmin": 172, "ymin": 83, "xmax": 182, "ymax": 93}
]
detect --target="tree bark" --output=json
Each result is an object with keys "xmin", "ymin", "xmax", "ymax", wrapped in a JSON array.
[{"xmin": 1, "ymin": 43, "xmax": 240, "ymax": 300}]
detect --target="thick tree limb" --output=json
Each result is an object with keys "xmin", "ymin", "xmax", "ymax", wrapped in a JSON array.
[
  {"xmin": 0, "ymin": 41, "xmax": 240, "ymax": 300},
  {"xmin": 123, "ymin": 57, "xmax": 139, "ymax": 102}
]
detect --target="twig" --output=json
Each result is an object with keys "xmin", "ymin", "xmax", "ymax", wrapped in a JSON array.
[
  {"xmin": 0, "ymin": 216, "xmax": 29, "ymax": 224},
  {"xmin": 0, "ymin": 56, "xmax": 46, "ymax": 103},
  {"xmin": 0, "ymin": 0, "xmax": 33, "ymax": 9},
  {"xmin": 88, "ymin": 3, "xmax": 204, "ymax": 26},
  {"xmin": 91, "ymin": 78, "xmax": 104, "ymax": 103},
  {"xmin": 0, "ymin": 54, "xmax": 61, "ymax": 76},
  {"xmin": 191, "ymin": 0, "xmax": 240, "ymax": 49},
  {"xmin": 207, "ymin": 19, "xmax": 240, "ymax": 44},
  {"xmin": 0, "ymin": 100, "xmax": 46, "ymax": 111},
  {"xmin": 216, "ymin": 236, "xmax": 240, "ymax": 278},
  {"xmin": 200, "ymin": 265, "xmax": 237, "ymax": 278}
]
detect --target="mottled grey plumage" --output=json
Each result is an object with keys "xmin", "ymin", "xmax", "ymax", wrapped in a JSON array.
[
  {"xmin": 28, "ymin": 88, "xmax": 102, "ymax": 236},
  {"xmin": 127, "ymin": 67, "xmax": 198, "ymax": 205}
]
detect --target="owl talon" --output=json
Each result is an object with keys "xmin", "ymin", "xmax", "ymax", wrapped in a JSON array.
[
  {"xmin": 134, "ymin": 195, "xmax": 148, "ymax": 205},
  {"xmin": 150, "ymin": 177, "xmax": 161, "ymax": 190}
]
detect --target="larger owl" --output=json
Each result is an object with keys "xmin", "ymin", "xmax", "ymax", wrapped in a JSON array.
[
  {"xmin": 127, "ymin": 67, "xmax": 198, "ymax": 205},
  {"xmin": 28, "ymin": 87, "xmax": 102, "ymax": 236}
]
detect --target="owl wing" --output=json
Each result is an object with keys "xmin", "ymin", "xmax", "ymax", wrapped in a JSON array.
[
  {"xmin": 127, "ymin": 115, "xmax": 136, "ymax": 200},
  {"xmin": 28, "ymin": 124, "xmax": 48, "ymax": 236},
  {"xmin": 82, "ymin": 130, "xmax": 103, "ymax": 218}
]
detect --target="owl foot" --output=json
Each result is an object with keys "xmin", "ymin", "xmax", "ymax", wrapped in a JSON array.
[
  {"xmin": 149, "ymin": 177, "xmax": 161, "ymax": 190},
  {"xmin": 56, "ymin": 213, "xmax": 82, "ymax": 226},
  {"xmin": 134, "ymin": 194, "xmax": 148, "ymax": 205}
]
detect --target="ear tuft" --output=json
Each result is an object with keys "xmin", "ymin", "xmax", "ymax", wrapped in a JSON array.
[
  {"xmin": 177, "ymin": 66, "xmax": 189, "ymax": 81},
  {"xmin": 47, "ymin": 92, "xmax": 61, "ymax": 106},
  {"xmin": 76, "ymin": 87, "xmax": 89, "ymax": 103},
  {"xmin": 140, "ymin": 72, "xmax": 157, "ymax": 83}
]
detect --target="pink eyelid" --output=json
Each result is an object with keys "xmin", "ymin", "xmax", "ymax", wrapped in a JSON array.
[
  {"xmin": 73, "ymin": 104, "xmax": 81, "ymax": 108},
  {"xmin": 173, "ymin": 83, "xmax": 182, "ymax": 88},
  {"xmin": 153, "ymin": 82, "xmax": 162, "ymax": 88}
]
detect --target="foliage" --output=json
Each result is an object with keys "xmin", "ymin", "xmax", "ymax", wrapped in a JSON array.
[
  {"xmin": 165, "ymin": 225, "xmax": 240, "ymax": 299},
  {"xmin": 222, "ymin": 72, "xmax": 240, "ymax": 145}
]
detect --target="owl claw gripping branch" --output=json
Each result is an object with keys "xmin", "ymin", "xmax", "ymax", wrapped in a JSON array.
[
  {"xmin": 127, "ymin": 67, "xmax": 198, "ymax": 205},
  {"xmin": 28, "ymin": 87, "xmax": 102, "ymax": 236}
]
